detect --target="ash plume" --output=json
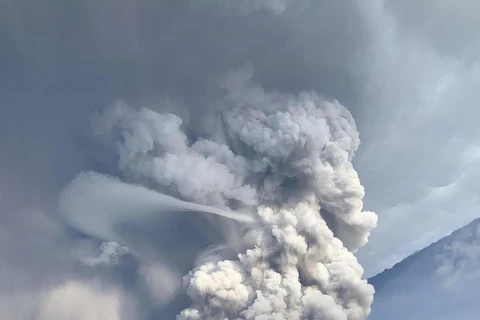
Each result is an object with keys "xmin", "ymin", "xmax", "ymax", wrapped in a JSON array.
[{"xmin": 65, "ymin": 67, "xmax": 377, "ymax": 319}]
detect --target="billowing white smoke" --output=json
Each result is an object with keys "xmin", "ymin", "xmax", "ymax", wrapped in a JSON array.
[
  {"xmin": 62, "ymin": 68, "xmax": 377, "ymax": 319},
  {"xmin": 180, "ymin": 200, "xmax": 375, "ymax": 320}
]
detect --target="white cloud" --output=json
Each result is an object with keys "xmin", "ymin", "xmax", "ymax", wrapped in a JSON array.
[
  {"xmin": 37, "ymin": 281, "xmax": 126, "ymax": 320},
  {"xmin": 0, "ymin": 281, "xmax": 136, "ymax": 320}
]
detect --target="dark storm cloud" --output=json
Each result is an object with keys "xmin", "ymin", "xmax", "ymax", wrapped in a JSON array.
[
  {"xmin": 0, "ymin": 0, "xmax": 372, "ymax": 107},
  {"xmin": 0, "ymin": 1, "xmax": 380, "ymax": 317},
  {"xmin": 384, "ymin": 0, "xmax": 480, "ymax": 60}
]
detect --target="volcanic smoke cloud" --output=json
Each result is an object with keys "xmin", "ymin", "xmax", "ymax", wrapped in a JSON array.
[{"xmin": 60, "ymin": 67, "xmax": 377, "ymax": 319}]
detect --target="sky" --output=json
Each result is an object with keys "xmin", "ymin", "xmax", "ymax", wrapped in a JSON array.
[{"xmin": 1, "ymin": 0, "xmax": 480, "ymax": 319}]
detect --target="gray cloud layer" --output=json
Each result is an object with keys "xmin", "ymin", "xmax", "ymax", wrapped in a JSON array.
[{"xmin": 1, "ymin": 0, "xmax": 480, "ymax": 318}]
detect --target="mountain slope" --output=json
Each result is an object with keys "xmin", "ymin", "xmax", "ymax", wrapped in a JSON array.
[{"xmin": 369, "ymin": 218, "xmax": 480, "ymax": 319}]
